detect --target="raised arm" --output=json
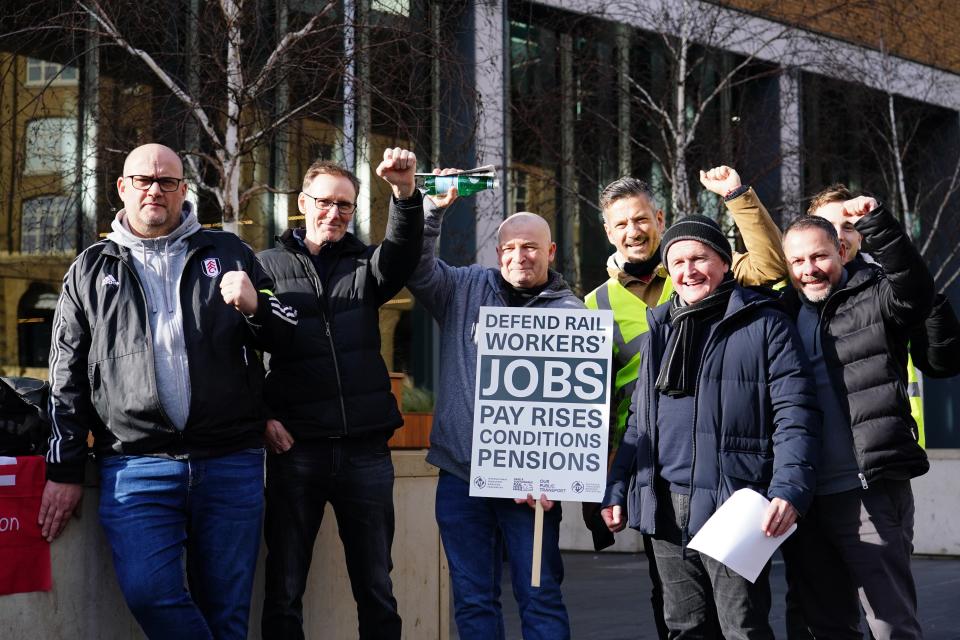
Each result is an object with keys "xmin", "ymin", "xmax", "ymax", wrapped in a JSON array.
[
  {"xmin": 406, "ymin": 173, "xmax": 473, "ymax": 321},
  {"xmin": 700, "ymin": 166, "xmax": 787, "ymax": 286},
  {"xmin": 850, "ymin": 197, "xmax": 935, "ymax": 328},
  {"xmin": 369, "ymin": 147, "xmax": 425, "ymax": 305}
]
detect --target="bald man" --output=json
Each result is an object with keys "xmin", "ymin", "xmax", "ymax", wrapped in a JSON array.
[
  {"xmin": 406, "ymin": 182, "xmax": 579, "ymax": 640},
  {"xmin": 41, "ymin": 143, "xmax": 297, "ymax": 639}
]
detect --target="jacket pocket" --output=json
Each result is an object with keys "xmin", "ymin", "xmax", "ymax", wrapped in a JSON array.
[
  {"xmin": 87, "ymin": 361, "xmax": 107, "ymax": 421},
  {"xmin": 719, "ymin": 450, "xmax": 773, "ymax": 483},
  {"xmin": 718, "ymin": 450, "xmax": 773, "ymax": 502},
  {"xmin": 626, "ymin": 477, "xmax": 642, "ymax": 529}
]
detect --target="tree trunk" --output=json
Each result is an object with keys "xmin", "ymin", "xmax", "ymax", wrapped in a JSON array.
[{"xmin": 222, "ymin": 0, "xmax": 243, "ymax": 234}]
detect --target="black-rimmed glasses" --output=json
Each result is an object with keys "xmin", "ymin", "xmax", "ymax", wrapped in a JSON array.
[
  {"xmin": 302, "ymin": 192, "xmax": 356, "ymax": 215},
  {"xmin": 125, "ymin": 175, "xmax": 184, "ymax": 192}
]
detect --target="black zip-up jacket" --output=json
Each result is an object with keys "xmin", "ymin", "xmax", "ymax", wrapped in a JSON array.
[
  {"xmin": 46, "ymin": 229, "xmax": 298, "ymax": 483},
  {"xmin": 781, "ymin": 205, "xmax": 934, "ymax": 484},
  {"xmin": 257, "ymin": 192, "xmax": 424, "ymax": 440}
]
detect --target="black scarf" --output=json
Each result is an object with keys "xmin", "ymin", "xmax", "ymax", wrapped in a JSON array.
[
  {"xmin": 622, "ymin": 253, "xmax": 661, "ymax": 279},
  {"xmin": 655, "ymin": 275, "xmax": 736, "ymax": 397},
  {"xmin": 500, "ymin": 275, "xmax": 550, "ymax": 308}
]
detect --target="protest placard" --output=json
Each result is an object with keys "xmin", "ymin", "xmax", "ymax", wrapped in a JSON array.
[{"xmin": 468, "ymin": 306, "xmax": 614, "ymax": 503}]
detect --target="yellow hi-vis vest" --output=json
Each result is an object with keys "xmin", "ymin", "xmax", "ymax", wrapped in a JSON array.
[
  {"xmin": 585, "ymin": 276, "xmax": 673, "ymax": 447},
  {"xmin": 907, "ymin": 354, "xmax": 925, "ymax": 448}
]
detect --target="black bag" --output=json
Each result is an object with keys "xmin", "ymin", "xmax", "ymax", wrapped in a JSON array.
[{"xmin": 0, "ymin": 376, "xmax": 50, "ymax": 456}]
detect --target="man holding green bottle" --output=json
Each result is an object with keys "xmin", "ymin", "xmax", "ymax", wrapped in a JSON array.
[{"xmin": 408, "ymin": 169, "xmax": 578, "ymax": 640}]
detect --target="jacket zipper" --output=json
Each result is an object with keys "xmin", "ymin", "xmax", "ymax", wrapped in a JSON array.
[
  {"xmin": 683, "ymin": 351, "xmax": 706, "ymax": 550},
  {"xmin": 326, "ymin": 320, "xmax": 349, "ymax": 436},
  {"xmin": 645, "ymin": 310, "xmax": 659, "ymax": 532},
  {"xmin": 116, "ymin": 253, "xmax": 179, "ymax": 437},
  {"xmin": 680, "ymin": 301, "xmax": 756, "ymax": 547},
  {"xmin": 296, "ymin": 251, "xmax": 349, "ymax": 435},
  {"xmin": 819, "ymin": 289, "xmax": 869, "ymax": 490}
]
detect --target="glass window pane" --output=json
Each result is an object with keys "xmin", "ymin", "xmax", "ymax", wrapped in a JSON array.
[
  {"xmin": 372, "ymin": 0, "xmax": 409, "ymax": 16},
  {"xmin": 26, "ymin": 59, "xmax": 42, "ymax": 83},
  {"xmin": 23, "ymin": 117, "xmax": 78, "ymax": 176},
  {"xmin": 21, "ymin": 196, "xmax": 76, "ymax": 254}
]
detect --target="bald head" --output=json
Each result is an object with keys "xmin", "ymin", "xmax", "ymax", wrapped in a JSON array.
[
  {"xmin": 497, "ymin": 212, "xmax": 552, "ymax": 245},
  {"xmin": 496, "ymin": 212, "xmax": 556, "ymax": 289},
  {"xmin": 117, "ymin": 143, "xmax": 188, "ymax": 238},
  {"xmin": 123, "ymin": 143, "xmax": 184, "ymax": 177}
]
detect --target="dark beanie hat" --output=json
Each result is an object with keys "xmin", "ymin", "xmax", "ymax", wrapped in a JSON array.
[{"xmin": 660, "ymin": 214, "xmax": 732, "ymax": 266}]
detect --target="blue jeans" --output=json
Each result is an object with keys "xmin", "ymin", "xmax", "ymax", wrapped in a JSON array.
[
  {"xmin": 262, "ymin": 436, "xmax": 400, "ymax": 640},
  {"xmin": 435, "ymin": 471, "xmax": 570, "ymax": 640},
  {"xmin": 98, "ymin": 449, "xmax": 265, "ymax": 640}
]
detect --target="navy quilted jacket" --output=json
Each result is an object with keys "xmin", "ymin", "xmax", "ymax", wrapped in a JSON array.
[{"xmin": 604, "ymin": 285, "xmax": 822, "ymax": 540}]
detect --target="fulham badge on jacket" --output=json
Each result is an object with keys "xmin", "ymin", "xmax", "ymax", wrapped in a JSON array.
[{"xmin": 202, "ymin": 258, "xmax": 221, "ymax": 278}]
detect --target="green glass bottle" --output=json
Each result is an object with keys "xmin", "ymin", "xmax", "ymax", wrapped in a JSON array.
[{"xmin": 418, "ymin": 174, "xmax": 499, "ymax": 196}]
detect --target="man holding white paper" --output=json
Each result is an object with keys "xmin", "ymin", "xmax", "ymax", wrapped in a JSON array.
[{"xmin": 601, "ymin": 215, "xmax": 821, "ymax": 639}]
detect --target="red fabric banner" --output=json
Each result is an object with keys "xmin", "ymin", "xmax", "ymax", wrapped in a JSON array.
[{"xmin": 0, "ymin": 455, "xmax": 52, "ymax": 595}]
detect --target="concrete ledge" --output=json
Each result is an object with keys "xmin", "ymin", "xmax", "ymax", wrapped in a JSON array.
[
  {"xmin": 0, "ymin": 451, "xmax": 447, "ymax": 640},
  {"xmin": 913, "ymin": 454, "xmax": 960, "ymax": 555}
]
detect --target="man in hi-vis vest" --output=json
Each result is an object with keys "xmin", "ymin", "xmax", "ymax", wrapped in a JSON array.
[{"xmin": 583, "ymin": 166, "xmax": 787, "ymax": 638}]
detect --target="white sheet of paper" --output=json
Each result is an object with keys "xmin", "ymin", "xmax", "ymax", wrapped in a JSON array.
[{"xmin": 687, "ymin": 488, "xmax": 796, "ymax": 583}]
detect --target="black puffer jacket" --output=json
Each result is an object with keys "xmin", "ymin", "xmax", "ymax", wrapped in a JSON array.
[
  {"xmin": 782, "ymin": 206, "xmax": 934, "ymax": 483},
  {"xmin": 257, "ymin": 193, "xmax": 424, "ymax": 440},
  {"xmin": 910, "ymin": 293, "xmax": 960, "ymax": 378}
]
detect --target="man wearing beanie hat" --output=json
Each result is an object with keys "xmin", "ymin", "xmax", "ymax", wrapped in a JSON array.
[
  {"xmin": 583, "ymin": 166, "xmax": 787, "ymax": 638},
  {"xmin": 659, "ymin": 214, "xmax": 734, "ymax": 267},
  {"xmin": 601, "ymin": 214, "xmax": 821, "ymax": 639}
]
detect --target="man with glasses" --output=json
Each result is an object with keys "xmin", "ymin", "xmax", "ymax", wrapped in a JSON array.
[
  {"xmin": 256, "ymin": 148, "xmax": 423, "ymax": 640},
  {"xmin": 41, "ymin": 143, "xmax": 298, "ymax": 639}
]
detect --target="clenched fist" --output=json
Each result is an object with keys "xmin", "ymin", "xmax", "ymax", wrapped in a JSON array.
[
  {"xmin": 376, "ymin": 147, "xmax": 417, "ymax": 199},
  {"xmin": 699, "ymin": 166, "xmax": 742, "ymax": 197},
  {"xmin": 220, "ymin": 270, "xmax": 258, "ymax": 315},
  {"xmin": 841, "ymin": 196, "xmax": 878, "ymax": 225}
]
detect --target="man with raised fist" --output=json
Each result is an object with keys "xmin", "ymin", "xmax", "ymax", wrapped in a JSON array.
[
  {"xmin": 781, "ymin": 196, "xmax": 934, "ymax": 640},
  {"xmin": 42, "ymin": 143, "xmax": 297, "ymax": 639},
  {"xmin": 256, "ymin": 148, "xmax": 424, "ymax": 640}
]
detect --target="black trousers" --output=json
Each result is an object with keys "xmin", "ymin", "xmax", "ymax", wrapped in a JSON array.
[
  {"xmin": 261, "ymin": 436, "xmax": 401, "ymax": 640},
  {"xmin": 795, "ymin": 480, "xmax": 921, "ymax": 640},
  {"xmin": 652, "ymin": 490, "xmax": 774, "ymax": 640}
]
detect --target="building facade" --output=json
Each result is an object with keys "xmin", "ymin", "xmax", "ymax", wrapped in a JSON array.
[{"xmin": 1, "ymin": 2, "xmax": 958, "ymax": 537}]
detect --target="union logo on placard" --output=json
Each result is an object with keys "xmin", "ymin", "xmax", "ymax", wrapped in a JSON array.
[
  {"xmin": 202, "ymin": 258, "xmax": 221, "ymax": 278},
  {"xmin": 571, "ymin": 481, "xmax": 585, "ymax": 494},
  {"xmin": 473, "ymin": 476, "xmax": 486, "ymax": 489}
]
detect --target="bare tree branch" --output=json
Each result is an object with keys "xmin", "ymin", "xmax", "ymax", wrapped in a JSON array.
[
  {"xmin": 245, "ymin": 3, "xmax": 336, "ymax": 100},
  {"xmin": 78, "ymin": 0, "xmax": 222, "ymax": 149}
]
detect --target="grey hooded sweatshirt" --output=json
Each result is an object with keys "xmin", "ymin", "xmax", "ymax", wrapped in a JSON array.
[
  {"xmin": 106, "ymin": 203, "xmax": 201, "ymax": 430},
  {"xmin": 407, "ymin": 198, "xmax": 584, "ymax": 481}
]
